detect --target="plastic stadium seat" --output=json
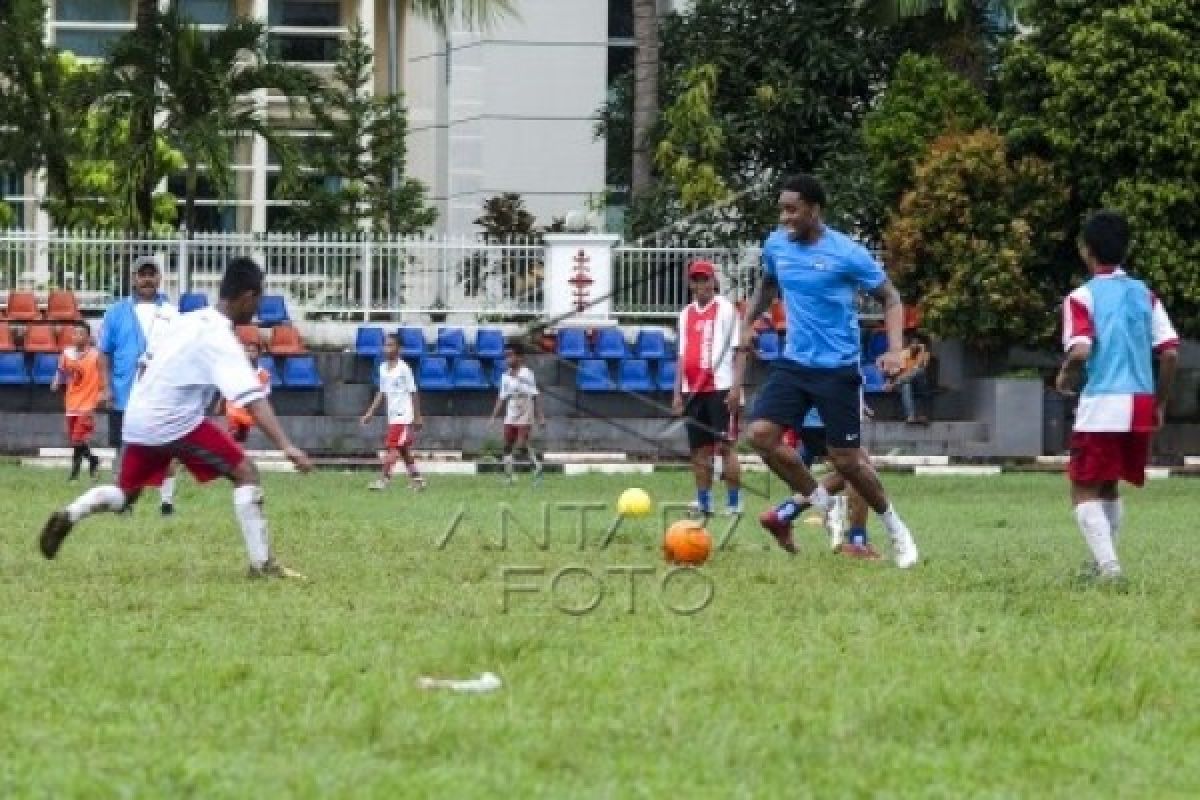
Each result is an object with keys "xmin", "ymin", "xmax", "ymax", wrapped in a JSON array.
[
  {"xmin": 0, "ymin": 322, "xmax": 15, "ymax": 351},
  {"xmin": 0, "ymin": 352, "xmax": 30, "ymax": 384},
  {"xmin": 257, "ymin": 294, "xmax": 290, "ymax": 327},
  {"xmin": 755, "ymin": 331, "xmax": 781, "ymax": 361},
  {"xmin": 354, "ymin": 326, "xmax": 385, "ymax": 358},
  {"xmin": 435, "ymin": 327, "xmax": 467, "ymax": 358},
  {"xmin": 397, "ymin": 327, "xmax": 426, "ymax": 358},
  {"xmin": 634, "ymin": 329, "xmax": 668, "ymax": 361},
  {"xmin": 281, "ymin": 355, "xmax": 323, "ymax": 388},
  {"xmin": 556, "ymin": 328, "xmax": 589, "ymax": 359},
  {"xmin": 475, "ymin": 328, "xmax": 505, "ymax": 360},
  {"xmin": 491, "ymin": 359, "xmax": 506, "ymax": 387},
  {"xmin": 46, "ymin": 290, "xmax": 82, "ymax": 322},
  {"xmin": 179, "ymin": 292, "xmax": 209, "ymax": 313},
  {"xmin": 235, "ymin": 325, "xmax": 262, "ymax": 347},
  {"xmin": 417, "ymin": 356, "xmax": 453, "ymax": 390},
  {"xmin": 576, "ymin": 359, "xmax": 614, "ymax": 392},
  {"xmin": 22, "ymin": 324, "xmax": 59, "ymax": 353},
  {"xmin": 657, "ymin": 359, "xmax": 677, "ymax": 392},
  {"xmin": 594, "ymin": 328, "xmax": 628, "ymax": 360},
  {"xmin": 864, "ymin": 330, "xmax": 889, "ymax": 363},
  {"xmin": 617, "ymin": 359, "xmax": 654, "ymax": 392},
  {"xmin": 258, "ymin": 355, "xmax": 283, "ymax": 388},
  {"xmin": 31, "ymin": 353, "xmax": 60, "ymax": 385},
  {"xmin": 452, "ymin": 358, "xmax": 490, "ymax": 390},
  {"xmin": 862, "ymin": 364, "xmax": 887, "ymax": 393},
  {"xmin": 4, "ymin": 291, "xmax": 41, "ymax": 322},
  {"xmin": 54, "ymin": 325, "xmax": 76, "ymax": 351},
  {"xmin": 268, "ymin": 324, "xmax": 306, "ymax": 355}
]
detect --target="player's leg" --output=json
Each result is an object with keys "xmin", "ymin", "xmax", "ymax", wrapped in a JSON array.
[
  {"xmin": 78, "ymin": 413, "xmax": 99, "ymax": 479},
  {"xmin": 839, "ymin": 485, "xmax": 880, "ymax": 560},
  {"xmin": 501, "ymin": 424, "xmax": 518, "ymax": 484},
  {"xmin": 714, "ymin": 390, "xmax": 741, "ymax": 514},
  {"xmin": 159, "ymin": 460, "xmax": 178, "ymax": 515},
  {"xmin": 66, "ymin": 415, "xmax": 83, "ymax": 481},
  {"xmin": 108, "ymin": 410, "xmax": 124, "ymax": 477},
  {"xmin": 689, "ymin": 443, "xmax": 715, "ymax": 515},
  {"xmin": 397, "ymin": 426, "xmax": 426, "ymax": 490},
  {"xmin": 682, "ymin": 394, "xmax": 713, "ymax": 514},
  {"xmin": 515, "ymin": 426, "xmax": 542, "ymax": 481},
  {"xmin": 371, "ymin": 425, "xmax": 400, "ymax": 489},
  {"xmin": 1068, "ymin": 431, "xmax": 1127, "ymax": 580}
]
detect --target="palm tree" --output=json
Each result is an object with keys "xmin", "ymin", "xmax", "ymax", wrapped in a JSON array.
[{"xmin": 97, "ymin": 7, "xmax": 318, "ymax": 231}]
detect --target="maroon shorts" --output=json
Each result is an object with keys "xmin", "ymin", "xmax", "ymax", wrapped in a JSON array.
[
  {"xmin": 504, "ymin": 424, "xmax": 532, "ymax": 446},
  {"xmin": 1068, "ymin": 431, "xmax": 1152, "ymax": 487},
  {"xmin": 385, "ymin": 423, "xmax": 414, "ymax": 449},
  {"xmin": 118, "ymin": 419, "xmax": 245, "ymax": 491},
  {"xmin": 66, "ymin": 413, "xmax": 95, "ymax": 446}
]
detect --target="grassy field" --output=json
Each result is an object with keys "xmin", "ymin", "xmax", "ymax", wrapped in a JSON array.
[{"xmin": 3, "ymin": 463, "xmax": 1200, "ymax": 798}]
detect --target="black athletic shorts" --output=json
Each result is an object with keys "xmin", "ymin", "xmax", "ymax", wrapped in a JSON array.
[
  {"xmin": 751, "ymin": 361, "xmax": 863, "ymax": 448},
  {"xmin": 683, "ymin": 390, "xmax": 737, "ymax": 450}
]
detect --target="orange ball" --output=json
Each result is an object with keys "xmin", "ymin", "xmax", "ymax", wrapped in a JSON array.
[{"xmin": 663, "ymin": 520, "xmax": 713, "ymax": 565}]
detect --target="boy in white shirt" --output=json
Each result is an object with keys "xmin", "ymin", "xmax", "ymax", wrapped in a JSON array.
[
  {"xmin": 360, "ymin": 333, "xmax": 426, "ymax": 491},
  {"xmin": 489, "ymin": 341, "xmax": 545, "ymax": 484}
]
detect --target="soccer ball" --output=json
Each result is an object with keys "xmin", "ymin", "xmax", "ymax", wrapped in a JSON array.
[
  {"xmin": 616, "ymin": 488, "xmax": 652, "ymax": 517},
  {"xmin": 663, "ymin": 520, "xmax": 712, "ymax": 565}
]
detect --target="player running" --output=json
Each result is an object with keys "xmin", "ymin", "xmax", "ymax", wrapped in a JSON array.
[{"xmin": 360, "ymin": 332, "xmax": 427, "ymax": 491}]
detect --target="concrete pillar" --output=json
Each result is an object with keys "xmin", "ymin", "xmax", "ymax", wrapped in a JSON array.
[{"xmin": 543, "ymin": 234, "xmax": 620, "ymax": 325}]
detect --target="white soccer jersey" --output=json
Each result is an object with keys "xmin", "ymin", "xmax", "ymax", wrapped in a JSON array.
[
  {"xmin": 379, "ymin": 359, "xmax": 417, "ymax": 424},
  {"xmin": 499, "ymin": 366, "xmax": 539, "ymax": 425},
  {"xmin": 123, "ymin": 308, "xmax": 267, "ymax": 445},
  {"xmin": 677, "ymin": 296, "xmax": 739, "ymax": 393}
]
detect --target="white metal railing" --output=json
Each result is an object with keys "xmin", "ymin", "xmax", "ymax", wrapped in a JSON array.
[
  {"xmin": 611, "ymin": 244, "xmax": 762, "ymax": 317},
  {"xmin": 0, "ymin": 230, "xmax": 546, "ymax": 320}
]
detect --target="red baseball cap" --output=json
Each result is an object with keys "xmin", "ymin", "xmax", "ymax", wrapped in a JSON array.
[{"xmin": 687, "ymin": 260, "xmax": 715, "ymax": 279}]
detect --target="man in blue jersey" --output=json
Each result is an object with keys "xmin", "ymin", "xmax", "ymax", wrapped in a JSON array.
[
  {"xmin": 1056, "ymin": 210, "xmax": 1179, "ymax": 583},
  {"xmin": 729, "ymin": 174, "xmax": 917, "ymax": 567}
]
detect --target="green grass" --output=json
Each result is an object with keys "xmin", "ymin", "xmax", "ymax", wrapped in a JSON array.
[{"xmin": 3, "ymin": 465, "xmax": 1200, "ymax": 798}]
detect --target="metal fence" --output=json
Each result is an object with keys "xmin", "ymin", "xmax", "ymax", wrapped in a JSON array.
[
  {"xmin": 0, "ymin": 231, "xmax": 546, "ymax": 320},
  {"xmin": 610, "ymin": 244, "xmax": 763, "ymax": 317}
]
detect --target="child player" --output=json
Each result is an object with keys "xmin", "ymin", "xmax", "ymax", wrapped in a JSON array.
[
  {"xmin": 52, "ymin": 321, "xmax": 104, "ymax": 481},
  {"xmin": 489, "ymin": 341, "xmax": 545, "ymax": 484},
  {"xmin": 225, "ymin": 340, "xmax": 271, "ymax": 443},
  {"xmin": 360, "ymin": 333, "xmax": 426, "ymax": 491}
]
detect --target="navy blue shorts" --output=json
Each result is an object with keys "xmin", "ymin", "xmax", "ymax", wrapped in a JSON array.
[{"xmin": 751, "ymin": 362, "xmax": 863, "ymax": 448}]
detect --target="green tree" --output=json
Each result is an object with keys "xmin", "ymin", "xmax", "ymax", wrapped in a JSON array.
[
  {"xmin": 884, "ymin": 129, "xmax": 1069, "ymax": 348},
  {"xmin": 274, "ymin": 24, "xmax": 436, "ymax": 234},
  {"xmin": 1000, "ymin": 0, "xmax": 1200, "ymax": 333},
  {"xmin": 653, "ymin": 64, "xmax": 730, "ymax": 214}
]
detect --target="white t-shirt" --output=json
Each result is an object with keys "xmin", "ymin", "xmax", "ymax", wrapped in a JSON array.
[
  {"xmin": 123, "ymin": 308, "xmax": 267, "ymax": 445},
  {"xmin": 134, "ymin": 300, "xmax": 179, "ymax": 358},
  {"xmin": 499, "ymin": 366, "xmax": 539, "ymax": 425},
  {"xmin": 379, "ymin": 359, "xmax": 417, "ymax": 424}
]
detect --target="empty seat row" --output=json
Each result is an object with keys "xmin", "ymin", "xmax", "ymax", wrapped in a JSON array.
[
  {"xmin": 0, "ymin": 351, "xmax": 322, "ymax": 389},
  {"xmin": 236, "ymin": 324, "xmax": 307, "ymax": 355},
  {"xmin": 181, "ymin": 293, "xmax": 291, "ymax": 326},
  {"xmin": 577, "ymin": 359, "xmax": 676, "ymax": 393},
  {"xmin": 557, "ymin": 328, "xmax": 672, "ymax": 361},
  {"xmin": 2, "ymin": 291, "xmax": 83, "ymax": 322},
  {"xmin": 0, "ymin": 321, "xmax": 85, "ymax": 353},
  {"xmin": 354, "ymin": 326, "xmax": 507, "ymax": 361}
]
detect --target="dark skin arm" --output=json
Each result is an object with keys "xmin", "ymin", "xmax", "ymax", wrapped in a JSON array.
[
  {"xmin": 728, "ymin": 274, "xmax": 780, "ymax": 413},
  {"xmin": 869, "ymin": 279, "xmax": 906, "ymax": 376},
  {"xmin": 1154, "ymin": 348, "xmax": 1179, "ymax": 430}
]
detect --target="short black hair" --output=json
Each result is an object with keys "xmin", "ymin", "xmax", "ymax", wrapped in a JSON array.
[
  {"xmin": 73, "ymin": 320, "xmax": 91, "ymax": 333},
  {"xmin": 219, "ymin": 257, "xmax": 264, "ymax": 301},
  {"xmin": 384, "ymin": 332, "xmax": 400, "ymax": 346},
  {"xmin": 1081, "ymin": 210, "xmax": 1130, "ymax": 266},
  {"xmin": 781, "ymin": 173, "xmax": 826, "ymax": 208},
  {"xmin": 505, "ymin": 339, "xmax": 525, "ymax": 357}
]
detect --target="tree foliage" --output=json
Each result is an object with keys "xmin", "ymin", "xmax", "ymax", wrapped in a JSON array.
[{"xmin": 884, "ymin": 129, "xmax": 1069, "ymax": 349}]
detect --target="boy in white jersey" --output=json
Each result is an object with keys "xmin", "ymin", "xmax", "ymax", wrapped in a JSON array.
[
  {"xmin": 360, "ymin": 333, "xmax": 426, "ymax": 490},
  {"xmin": 39, "ymin": 258, "xmax": 314, "ymax": 579},
  {"xmin": 488, "ymin": 341, "xmax": 545, "ymax": 484},
  {"xmin": 1056, "ymin": 210, "xmax": 1178, "ymax": 583}
]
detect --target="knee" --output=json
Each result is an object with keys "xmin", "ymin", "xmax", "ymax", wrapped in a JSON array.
[
  {"xmin": 747, "ymin": 421, "xmax": 778, "ymax": 452},
  {"xmin": 692, "ymin": 445, "xmax": 714, "ymax": 465},
  {"xmin": 231, "ymin": 459, "xmax": 259, "ymax": 487},
  {"xmin": 828, "ymin": 448, "xmax": 865, "ymax": 476}
]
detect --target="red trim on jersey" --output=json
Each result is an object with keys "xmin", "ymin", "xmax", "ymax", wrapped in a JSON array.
[
  {"xmin": 1067, "ymin": 296, "xmax": 1094, "ymax": 342},
  {"xmin": 680, "ymin": 301, "xmax": 720, "ymax": 393},
  {"xmin": 1130, "ymin": 393, "xmax": 1158, "ymax": 432}
]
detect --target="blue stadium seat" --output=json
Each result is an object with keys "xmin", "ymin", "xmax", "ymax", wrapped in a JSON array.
[
  {"xmin": 179, "ymin": 292, "xmax": 209, "ymax": 313},
  {"xmin": 257, "ymin": 295, "xmax": 290, "ymax": 327},
  {"xmin": 576, "ymin": 359, "xmax": 614, "ymax": 392},
  {"xmin": 862, "ymin": 364, "xmax": 887, "ymax": 393},
  {"xmin": 452, "ymin": 358, "xmax": 490, "ymax": 390},
  {"xmin": 657, "ymin": 359, "xmax": 677, "ymax": 392},
  {"xmin": 436, "ymin": 327, "xmax": 467, "ymax": 358},
  {"xmin": 397, "ymin": 327, "xmax": 426, "ymax": 358},
  {"xmin": 31, "ymin": 353, "xmax": 60, "ymax": 385},
  {"xmin": 594, "ymin": 328, "xmax": 628, "ymax": 360},
  {"xmin": 634, "ymin": 329, "xmax": 669, "ymax": 361},
  {"xmin": 258, "ymin": 355, "xmax": 284, "ymax": 388},
  {"xmin": 354, "ymin": 327, "xmax": 385, "ymax": 358},
  {"xmin": 756, "ymin": 331, "xmax": 781, "ymax": 361},
  {"xmin": 617, "ymin": 359, "xmax": 654, "ymax": 392},
  {"xmin": 475, "ymin": 328, "xmax": 505, "ymax": 360},
  {"xmin": 491, "ymin": 360, "xmax": 507, "ymax": 387},
  {"xmin": 281, "ymin": 355, "xmax": 323, "ymax": 388},
  {"xmin": 865, "ymin": 330, "xmax": 889, "ymax": 363},
  {"xmin": 0, "ymin": 352, "xmax": 30, "ymax": 385},
  {"xmin": 556, "ymin": 328, "xmax": 589, "ymax": 359},
  {"xmin": 417, "ymin": 357, "xmax": 453, "ymax": 390}
]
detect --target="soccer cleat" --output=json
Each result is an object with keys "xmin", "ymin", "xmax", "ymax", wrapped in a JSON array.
[
  {"xmin": 408, "ymin": 476, "xmax": 427, "ymax": 491},
  {"xmin": 838, "ymin": 542, "xmax": 882, "ymax": 561},
  {"xmin": 889, "ymin": 523, "xmax": 919, "ymax": 569},
  {"xmin": 368, "ymin": 479, "xmax": 389, "ymax": 491},
  {"xmin": 826, "ymin": 496, "xmax": 847, "ymax": 552},
  {"xmin": 247, "ymin": 559, "xmax": 307, "ymax": 580},
  {"xmin": 160, "ymin": 502, "xmax": 174, "ymax": 516},
  {"xmin": 687, "ymin": 501, "xmax": 713, "ymax": 518},
  {"xmin": 39, "ymin": 511, "xmax": 74, "ymax": 559},
  {"xmin": 722, "ymin": 503, "xmax": 743, "ymax": 517},
  {"xmin": 758, "ymin": 509, "xmax": 797, "ymax": 554}
]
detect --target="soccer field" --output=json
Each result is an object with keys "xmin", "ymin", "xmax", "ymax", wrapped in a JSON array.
[{"xmin": 4, "ymin": 465, "xmax": 1200, "ymax": 798}]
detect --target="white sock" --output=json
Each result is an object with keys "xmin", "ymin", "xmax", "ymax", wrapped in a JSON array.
[
  {"xmin": 67, "ymin": 485, "xmax": 127, "ymax": 522},
  {"xmin": 879, "ymin": 505, "xmax": 907, "ymax": 538},
  {"xmin": 160, "ymin": 476, "xmax": 176, "ymax": 505},
  {"xmin": 503, "ymin": 454, "xmax": 514, "ymax": 477},
  {"xmin": 1102, "ymin": 499, "xmax": 1123, "ymax": 545},
  {"xmin": 1075, "ymin": 501, "xmax": 1119, "ymax": 573},
  {"xmin": 807, "ymin": 485, "xmax": 833, "ymax": 513},
  {"xmin": 233, "ymin": 485, "xmax": 270, "ymax": 568}
]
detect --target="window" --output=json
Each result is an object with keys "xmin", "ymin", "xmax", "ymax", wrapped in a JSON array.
[
  {"xmin": 55, "ymin": 0, "xmax": 130, "ymax": 22},
  {"xmin": 54, "ymin": 30, "xmax": 125, "ymax": 58},
  {"xmin": 269, "ymin": 34, "xmax": 340, "ymax": 62},
  {"xmin": 269, "ymin": 0, "xmax": 340, "ymax": 27},
  {"xmin": 608, "ymin": 0, "xmax": 633, "ymax": 40},
  {"xmin": 177, "ymin": 0, "xmax": 233, "ymax": 25}
]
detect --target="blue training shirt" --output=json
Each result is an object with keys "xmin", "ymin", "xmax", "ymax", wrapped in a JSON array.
[
  {"xmin": 98, "ymin": 294, "xmax": 175, "ymax": 411},
  {"xmin": 761, "ymin": 226, "xmax": 886, "ymax": 368}
]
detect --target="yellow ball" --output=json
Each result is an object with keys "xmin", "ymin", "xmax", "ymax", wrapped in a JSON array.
[{"xmin": 617, "ymin": 488, "xmax": 652, "ymax": 517}]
